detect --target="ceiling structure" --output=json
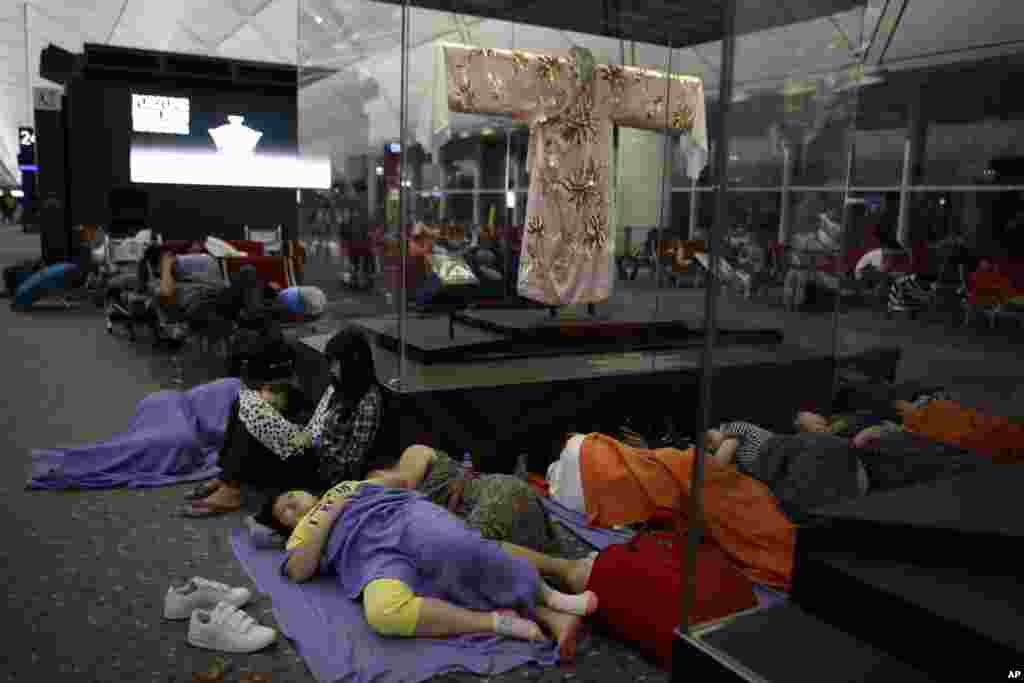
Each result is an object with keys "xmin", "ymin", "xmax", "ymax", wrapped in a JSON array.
[{"xmin": 1, "ymin": 0, "xmax": 1022, "ymax": 185}]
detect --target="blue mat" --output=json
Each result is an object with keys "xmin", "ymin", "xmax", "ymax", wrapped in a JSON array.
[{"xmin": 229, "ymin": 529, "xmax": 557, "ymax": 683}]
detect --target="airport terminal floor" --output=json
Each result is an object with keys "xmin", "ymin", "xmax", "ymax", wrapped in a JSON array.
[{"xmin": 3, "ymin": 223, "xmax": 1022, "ymax": 682}]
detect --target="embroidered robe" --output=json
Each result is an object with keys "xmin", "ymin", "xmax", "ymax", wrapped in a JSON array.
[{"xmin": 443, "ymin": 43, "xmax": 708, "ymax": 306}]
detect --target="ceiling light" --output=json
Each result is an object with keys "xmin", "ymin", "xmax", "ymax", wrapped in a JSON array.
[
  {"xmin": 459, "ymin": 131, "xmax": 470, "ymax": 139},
  {"xmin": 481, "ymin": 127, "xmax": 495, "ymax": 136},
  {"xmin": 731, "ymin": 90, "xmax": 750, "ymax": 103},
  {"xmin": 780, "ymin": 79, "xmax": 818, "ymax": 97}
]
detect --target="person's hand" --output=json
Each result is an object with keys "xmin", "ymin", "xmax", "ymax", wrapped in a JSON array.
[
  {"xmin": 704, "ymin": 429, "xmax": 725, "ymax": 451},
  {"xmin": 795, "ymin": 411, "xmax": 829, "ymax": 433}
]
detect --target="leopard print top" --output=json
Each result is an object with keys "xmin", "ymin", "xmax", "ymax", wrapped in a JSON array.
[{"xmin": 237, "ymin": 386, "xmax": 336, "ymax": 461}]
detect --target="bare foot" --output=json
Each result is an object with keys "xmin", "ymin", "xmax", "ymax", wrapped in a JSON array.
[
  {"xmin": 564, "ymin": 554, "xmax": 597, "ymax": 594},
  {"xmin": 534, "ymin": 606, "xmax": 585, "ymax": 662}
]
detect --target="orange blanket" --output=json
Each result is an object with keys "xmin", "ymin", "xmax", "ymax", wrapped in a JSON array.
[
  {"xmin": 579, "ymin": 433, "xmax": 796, "ymax": 590},
  {"xmin": 903, "ymin": 400, "xmax": 1024, "ymax": 465}
]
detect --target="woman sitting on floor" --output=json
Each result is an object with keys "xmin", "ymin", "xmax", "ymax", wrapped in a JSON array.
[
  {"xmin": 260, "ymin": 478, "xmax": 598, "ymax": 660},
  {"xmin": 366, "ymin": 444, "xmax": 562, "ymax": 555},
  {"xmin": 184, "ymin": 327, "xmax": 384, "ymax": 516}
]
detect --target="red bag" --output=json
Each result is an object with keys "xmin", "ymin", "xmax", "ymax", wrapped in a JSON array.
[{"xmin": 586, "ymin": 530, "xmax": 759, "ymax": 669}]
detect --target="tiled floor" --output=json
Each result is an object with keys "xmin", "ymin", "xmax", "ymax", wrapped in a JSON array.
[{"xmin": 2, "ymin": 232, "xmax": 1019, "ymax": 682}]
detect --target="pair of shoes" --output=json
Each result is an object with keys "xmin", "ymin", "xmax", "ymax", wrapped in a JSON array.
[
  {"xmin": 165, "ymin": 578, "xmax": 276, "ymax": 654},
  {"xmin": 188, "ymin": 602, "xmax": 277, "ymax": 654},
  {"xmin": 164, "ymin": 577, "xmax": 251, "ymax": 620}
]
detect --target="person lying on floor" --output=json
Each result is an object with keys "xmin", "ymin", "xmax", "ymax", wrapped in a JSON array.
[
  {"xmin": 259, "ymin": 478, "xmax": 598, "ymax": 660},
  {"xmin": 796, "ymin": 391, "xmax": 1024, "ymax": 464},
  {"xmin": 546, "ymin": 432, "xmax": 797, "ymax": 590},
  {"xmin": 184, "ymin": 327, "xmax": 384, "ymax": 516},
  {"xmin": 362, "ymin": 444, "xmax": 562, "ymax": 555},
  {"xmin": 705, "ymin": 411, "xmax": 984, "ymax": 515}
]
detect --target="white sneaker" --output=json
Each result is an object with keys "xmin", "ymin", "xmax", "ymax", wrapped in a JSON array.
[
  {"xmin": 163, "ymin": 577, "xmax": 252, "ymax": 620},
  {"xmin": 187, "ymin": 601, "xmax": 277, "ymax": 654}
]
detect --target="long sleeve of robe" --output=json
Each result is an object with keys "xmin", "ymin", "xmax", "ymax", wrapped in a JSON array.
[{"xmin": 443, "ymin": 44, "xmax": 708, "ymax": 306}]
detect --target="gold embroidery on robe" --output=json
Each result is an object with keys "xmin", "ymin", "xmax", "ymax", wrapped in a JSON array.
[
  {"xmin": 537, "ymin": 56, "xmax": 563, "ymax": 83},
  {"xmin": 442, "ymin": 43, "xmax": 707, "ymax": 306},
  {"xmin": 487, "ymin": 72, "xmax": 506, "ymax": 101},
  {"xmin": 581, "ymin": 214, "xmax": 610, "ymax": 254},
  {"xmin": 560, "ymin": 160, "xmax": 602, "ymax": 213},
  {"xmin": 672, "ymin": 106, "xmax": 695, "ymax": 132},
  {"xmin": 561, "ymin": 89, "xmax": 599, "ymax": 146}
]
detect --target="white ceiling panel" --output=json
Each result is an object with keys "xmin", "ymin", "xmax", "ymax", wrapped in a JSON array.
[
  {"xmin": 0, "ymin": 0, "xmax": 1021, "ymax": 185},
  {"xmin": 884, "ymin": 0, "xmax": 1024, "ymax": 64}
]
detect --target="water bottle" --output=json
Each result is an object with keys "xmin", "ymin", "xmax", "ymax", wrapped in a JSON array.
[
  {"xmin": 462, "ymin": 452, "xmax": 475, "ymax": 476},
  {"xmin": 514, "ymin": 453, "xmax": 529, "ymax": 481}
]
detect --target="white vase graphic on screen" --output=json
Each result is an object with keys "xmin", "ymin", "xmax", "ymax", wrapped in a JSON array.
[{"xmin": 208, "ymin": 116, "xmax": 263, "ymax": 155}]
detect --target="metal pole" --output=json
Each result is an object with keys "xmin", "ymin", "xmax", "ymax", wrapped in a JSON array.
[
  {"xmin": 778, "ymin": 144, "xmax": 793, "ymax": 244},
  {"xmin": 688, "ymin": 176, "xmax": 699, "ymax": 239},
  {"xmin": 397, "ymin": 0, "xmax": 410, "ymax": 390},
  {"xmin": 897, "ymin": 137, "xmax": 911, "ymax": 247},
  {"xmin": 678, "ymin": 0, "xmax": 736, "ymax": 645},
  {"xmin": 23, "ymin": 2, "xmax": 32, "ymax": 129},
  {"xmin": 831, "ymin": 141, "xmax": 856, "ymax": 401},
  {"xmin": 653, "ymin": 42, "xmax": 675, "ymax": 299}
]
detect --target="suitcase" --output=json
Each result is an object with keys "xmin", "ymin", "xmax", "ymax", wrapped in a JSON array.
[{"xmin": 586, "ymin": 530, "xmax": 759, "ymax": 669}]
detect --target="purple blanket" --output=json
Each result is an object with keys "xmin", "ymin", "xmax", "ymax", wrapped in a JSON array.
[
  {"xmin": 26, "ymin": 378, "xmax": 240, "ymax": 490},
  {"xmin": 232, "ymin": 487, "xmax": 558, "ymax": 683}
]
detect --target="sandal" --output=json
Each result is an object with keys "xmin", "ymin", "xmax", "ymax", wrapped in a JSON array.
[
  {"xmin": 185, "ymin": 480, "xmax": 222, "ymax": 501},
  {"xmin": 180, "ymin": 501, "xmax": 242, "ymax": 518}
]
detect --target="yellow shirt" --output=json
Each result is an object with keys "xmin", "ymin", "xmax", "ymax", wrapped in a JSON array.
[{"xmin": 285, "ymin": 480, "xmax": 366, "ymax": 551}]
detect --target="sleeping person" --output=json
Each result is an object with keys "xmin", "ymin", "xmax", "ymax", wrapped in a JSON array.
[
  {"xmin": 184, "ymin": 327, "xmax": 385, "ymax": 516},
  {"xmin": 546, "ymin": 432, "xmax": 798, "ymax": 590},
  {"xmin": 260, "ymin": 478, "xmax": 598, "ymax": 660},
  {"xmin": 365, "ymin": 445, "xmax": 563, "ymax": 555}
]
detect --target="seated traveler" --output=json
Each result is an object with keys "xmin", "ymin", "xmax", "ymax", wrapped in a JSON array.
[{"xmin": 185, "ymin": 328, "xmax": 385, "ymax": 516}]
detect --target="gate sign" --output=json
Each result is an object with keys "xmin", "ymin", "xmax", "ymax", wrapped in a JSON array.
[{"xmin": 18, "ymin": 126, "xmax": 36, "ymax": 167}]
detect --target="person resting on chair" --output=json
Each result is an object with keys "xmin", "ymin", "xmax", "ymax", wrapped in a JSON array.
[
  {"xmin": 362, "ymin": 444, "xmax": 562, "ymax": 555},
  {"xmin": 184, "ymin": 327, "xmax": 384, "ymax": 516},
  {"xmin": 258, "ymin": 478, "xmax": 597, "ymax": 660}
]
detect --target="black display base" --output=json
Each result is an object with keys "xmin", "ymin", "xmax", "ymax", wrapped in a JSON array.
[
  {"xmin": 791, "ymin": 465, "xmax": 1024, "ymax": 680},
  {"xmin": 353, "ymin": 308, "xmax": 784, "ymax": 365},
  {"xmin": 674, "ymin": 605, "xmax": 934, "ymax": 683},
  {"xmin": 290, "ymin": 335, "xmax": 837, "ymax": 474}
]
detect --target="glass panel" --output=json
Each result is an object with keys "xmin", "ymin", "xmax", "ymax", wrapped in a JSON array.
[
  {"xmin": 923, "ymin": 118, "xmax": 1024, "ymax": 186},
  {"xmin": 675, "ymin": 0, "xmax": 870, "ymax": 630}
]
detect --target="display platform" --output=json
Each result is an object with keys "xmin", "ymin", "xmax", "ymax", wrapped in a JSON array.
[
  {"xmin": 790, "ymin": 465, "xmax": 1024, "ymax": 681},
  {"xmin": 291, "ymin": 325, "xmax": 841, "ymax": 473},
  {"xmin": 350, "ymin": 304, "xmax": 784, "ymax": 365}
]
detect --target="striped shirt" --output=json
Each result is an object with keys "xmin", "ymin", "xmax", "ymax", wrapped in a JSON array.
[{"xmin": 718, "ymin": 421, "xmax": 775, "ymax": 474}]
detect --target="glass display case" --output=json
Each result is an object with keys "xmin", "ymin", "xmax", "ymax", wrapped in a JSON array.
[{"xmin": 296, "ymin": 0, "xmax": 879, "ymax": 676}]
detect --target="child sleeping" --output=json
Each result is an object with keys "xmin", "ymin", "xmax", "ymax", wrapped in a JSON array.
[{"xmin": 260, "ymin": 478, "xmax": 599, "ymax": 661}]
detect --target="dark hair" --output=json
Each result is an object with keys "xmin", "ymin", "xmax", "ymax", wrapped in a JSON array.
[
  {"xmin": 254, "ymin": 494, "xmax": 295, "ymax": 537},
  {"xmin": 233, "ymin": 330, "xmax": 295, "ymax": 386},
  {"xmin": 324, "ymin": 327, "xmax": 377, "ymax": 404}
]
